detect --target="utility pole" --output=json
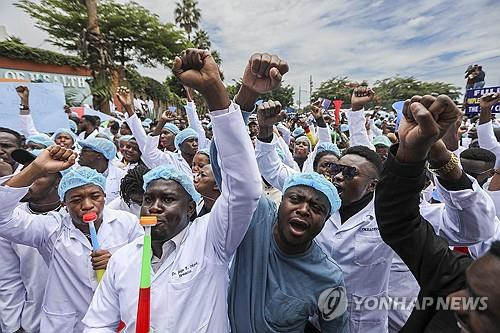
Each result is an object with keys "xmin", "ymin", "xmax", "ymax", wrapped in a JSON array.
[
  {"xmin": 309, "ymin": 75, "xmax": 313, "ymax": 104},
  {"xmin": 298, "ymin": 85, "xmax": 301, "ymax": 109}
]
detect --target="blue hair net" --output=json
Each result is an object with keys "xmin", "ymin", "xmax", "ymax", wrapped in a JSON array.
[
  {"xmin": 295, "ymin": 136, "xmax": 311, "ymax": 151},
  {"xmin": 52, "ymin": 128, "xmax": 78, "ymax": 144},
  {"xmin": 340, "ymin": 124, "xmax": 349, "ymax": 132},
  {"xmin": 283, "ymin": 172, "xmax": 341, "ymax": 214},
  {"xmin": 316, "ymin": 142, "xmax": 341, "ymax": 157},
  {"xmin": 292, "ymin": 127, "xmax": 305, "ymax": 139},
  {"xmin": 275, "ymin": 147, "xmax": 286, "ymax": 162},
  {"xmin": 163, "ymin": 123, "xmax": 180, "ymax": 135},
  {"xmin": 143, "ymin": 165, "xmax": 201, "ymax": 202},
  {"xmin": 197, "ymin": 148, "xmax": 210, "ymax": 159},
  {"xmin": 68, "ymin": 120, "xmax": 78, "ymax": 133},
  {"xmin": 26, "ymin": 134, "xmax": 54, "ymax": 148},
  {"xmin": 174, "ymin": 128, "xmax": 198, "ymax": 150},
  {"xmin": 79, "ymin": 137, "xmax": 117, "ymax": 161},
  {"xmin": 58, "ymin": 166, "xmax": 106, "ymax": 200},
  {"xmin": 372, "ymin": 135, "xmax": 392, "ymax": 148}
]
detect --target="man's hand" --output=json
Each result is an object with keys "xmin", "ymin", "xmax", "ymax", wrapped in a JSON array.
[
  {"xmin": 90, "ymin": 249, "xmax": 112, "ymax": 270},
  {"xmin": 33, "ymin": 145, "xmax": 77, "ymax": 175},
  {"xmin": 310, "ymin": 100, "xmax": 324, "ymax": 120},
  {"xmin": 257, "ymin": 100, "xmax": 285, "ymax": 140},
  {"xmin": 351, "ymin": 84, "xmax": 375, "ymax": 111},
  {"xmin": 241, "ymin": 53, "xmax": 289, "ymax": 94},
  {"xmin": 396, "ymin": 95, "xmax": 461, "ymax": 163},
  {"xmin": 160, "ymin": 110, "xmax": 177, "ymax": 123},
  {"xmin": 172, "ymin": 49, "xmax": 229, "ymax": 110},
  {"xmin": 15, "ymin": 86, "xmax": 29, "ymax": 105},
  {"xmin": 479, "ymin": 92, "xmax": 500, "ymax": 125}
]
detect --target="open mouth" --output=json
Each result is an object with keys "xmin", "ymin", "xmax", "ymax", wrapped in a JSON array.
[{"xmin": 288, "ymin": 218, "xmax": 309, "ymax": 237}]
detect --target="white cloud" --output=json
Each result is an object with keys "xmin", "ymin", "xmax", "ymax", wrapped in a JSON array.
[{"xmin": 1, "ymin": 0, "xmax": 500, "ymax": 102}]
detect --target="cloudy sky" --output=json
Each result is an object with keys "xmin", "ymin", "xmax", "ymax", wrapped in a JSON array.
[{"xmin": 1, "ymin": 0, "xmax": 499, "ymax": 104}]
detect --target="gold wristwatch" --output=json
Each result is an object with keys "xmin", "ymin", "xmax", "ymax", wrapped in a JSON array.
[{"xmin": 429, "ymin": 152, "xmax": 459, "ymax": 175}]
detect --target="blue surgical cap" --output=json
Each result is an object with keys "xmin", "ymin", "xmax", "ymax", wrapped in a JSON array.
[
  {"xmin": 340, "ymin": 124, "xmax": 349, "ymax": 132},
  {"xmin": 292, "ymin": 127, "xmax": 305, "ymax": 139},
  {"xmin": 174, "ymin": 128, "xmax": 198, "ymax": 150},
  {"xmin": 52, "ymin": 128, "xmax": 78, "ymax": 145},
  {"xmin": 68, "ymin": 120, "xmax": 78, "ymax": 133},
  {"xmin": 316, "ymin": 142, "xmax": 341, "ymax": 157},
  {"xmin": 163, "ymin": 123, "xmax": 180, "ymax": 135},
  {"xmin": 58, "ymin": 166, "xmax": 106, "ymax": 200},
  {"xmin": 143, "ymin": 165, "xmax": 201, "ymax": 202},
  {"xmin": 275, "ymin": 147, "xmax": 286, "ymax": 162},
  {"xmin": 372, "ymin": 135, "xmax": 392, "ymax": 148},
  {"xmin": 26, "ymin": 134, "xmax": 54, "ymax": 148},
  {"xmin": 282, "ymin": 172, "xmax": 341, "ymax": 214},
  {"xmin": 295, "ymin": 136, "xmax": 311, "ymax": 151},
  {"xmin": 197, "ymin": 148, "xmax": 210, "ymax": 159},
  {"xmin": 79, "ymin": 137, "xmax": 117, "ymax": 161}
]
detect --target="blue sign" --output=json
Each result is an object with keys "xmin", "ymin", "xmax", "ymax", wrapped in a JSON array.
[{"xmin": 465, "ymin": 86, "xmax": 500, "ymax": 114}]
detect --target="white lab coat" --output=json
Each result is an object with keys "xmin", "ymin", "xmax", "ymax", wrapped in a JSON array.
[
  {"xmin": 103, "ymin": 164, "xmax": 127, "ymax": 204},
  {"xmin": 82, "ymin": 103, "xmax": 262, "ymax": 332},
  {"xmin": 256, "ymin": 137, "xmax": 496, "ymax": 332},
  {"xmin": 185, "ymin": 102, "xmax": 210, "ymax": 149},
  {"xmin": 0, "ymin": 184, "xmax": 144, "ymax": 333},
  {"xmin": 0, "ymin": 204, "xmax": 48, "ymax": 333},
  {"xmin": 124, "ymin": 113, "xmax": 148, "ymax": 153},
  {"xmin": 78, "ymin": 129, "xmax": 99, "ymax": 140},
  {"xmin": 106, "ymin": 197, "xmax": 141, "ymax": 218},
  {"xmin": 141, "ymin": 135, "xmax": 192, "ymax": 179}
]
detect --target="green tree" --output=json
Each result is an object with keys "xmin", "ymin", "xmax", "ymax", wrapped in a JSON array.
[
  {"xmin": 193, "ymin": 29, "xmax": 211, "ymax": 49},
  {"xmin": 226, "ymin": 80, "xmax": 295, "ymax": 107},
  {"xmin": 311, "ymin": 76, "xmax": 352, "ymax": 104},
  {"xmin": 16, "ymin": 0, "xmax": 188, "ymax": 67},
  {"xmin": 174, "ymin": 0, "xmax": 201, "ymax": 41},
  {"xmin": 373, "ymin": 76, "xmax": 461, "ymax": 108}
]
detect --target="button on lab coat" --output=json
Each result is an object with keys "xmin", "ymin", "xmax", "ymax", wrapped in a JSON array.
[
  {"xmin": 0, "ymin": 181, "xmax": 144, "ymax": 332},
  {"xmin": 83, "ymin": 103, "xmax": 262, "ymax": 332}
]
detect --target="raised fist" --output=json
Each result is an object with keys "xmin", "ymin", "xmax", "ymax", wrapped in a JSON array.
[
  {"xmin": 15, "ymin": 86, "xmax": 29, "ymax": 104},
  {"xmin": 257, "ymin": 100, "xmax": 286, "ymax": 128},
  {"xmin": 480, "ymin": 92, "xmax": 500, "ymax": 110},
  {"xmin": 310, "ymin": 99, "xmax": 324, "ymax": 120},
  {"xmin": 32, "ymin": 145, "xmax": 77, "ymax": 175},
  {"xmin": 397, "ymin": 95, "xmax": 462, "ymax": 163},
  {"xmin": 351, "ymin": 84, "xmax": 375, "ymax": 111},
  {"xmin": 242, "ymin": 53, "xmax": 289, "ymax": 94},
  {"xmin": 172, "ymin": 48, "xmax": 221, "ymax": 94}
]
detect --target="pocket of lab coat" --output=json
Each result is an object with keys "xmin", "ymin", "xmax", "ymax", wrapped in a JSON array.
[
  {"xmin": 264, "ymin": 289, "xmax": 309, "ymax": 332},
  {"xmin": 41, "ymin": 307, "xmax": 77, "ymax": 331},
  {"xmin": 350, "ymin": 290, "xmax": 388, "ymax": 332},
  {"xmin": 354, "ymin": 234, "xmax": 389, "ymax": 266}
]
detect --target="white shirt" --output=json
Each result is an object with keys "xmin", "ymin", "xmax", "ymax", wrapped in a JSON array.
[
  {"xmin": 82, "ymin": 103, "xmax": 262, "ymax": 332},
  {"xmin": 142, "ymin": 135, "xmax": 192, "ymax": 179},
  {"xmin": 0, "ymin": 182, "xmax": 144, "ymax": 333},
  {"xmin": 106, "ymin": 196, "xmax": 141, "ymax": 218},
  {"xmin": 185, "ymin": 101, "xmax": 210, "ymax": 149},
  {"xmin": 103, "ymin": 164, "xmax": 127, "ymax": 204},
  {"xmin": 78, "ymin": 129, "xmax": 99, "ymax": 140},
  {"xmin": 0, "ymin": 203, "xmax": 49, "ymax": 333}
]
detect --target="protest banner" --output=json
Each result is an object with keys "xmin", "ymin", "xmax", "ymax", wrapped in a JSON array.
[
  {"xmin": 0, "ymin": 82, "xmax": 68, "ymax": 133},
  {"xmin": 465, "ymin": 86, "xmax": 500, "ymax": 114}
]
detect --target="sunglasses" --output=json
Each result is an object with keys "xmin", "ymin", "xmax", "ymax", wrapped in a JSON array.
[{"xmin": 328, "ymin": 163, "xmax": 373, "ymax": 180}]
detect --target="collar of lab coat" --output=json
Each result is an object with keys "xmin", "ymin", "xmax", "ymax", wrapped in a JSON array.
[
  {"xmin": 331, "ymin": 196, "xmax": 375, "ymax": 231},
  {"xmin": 64, "ymin": 206, "xmax": 120, "ymax": 248}
]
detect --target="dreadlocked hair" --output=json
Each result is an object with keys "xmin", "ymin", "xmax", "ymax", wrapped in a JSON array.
[{"xmin": 120, "ymin": 164, "xmax": 150, "ymax": 206}]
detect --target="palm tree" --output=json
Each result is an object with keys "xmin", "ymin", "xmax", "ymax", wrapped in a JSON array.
[
  {"xmin": 193, "ymin": 29, "xmax": 211, "ymax": 50},
  {"xmin": 174, "ymin": 0, "xmax": 201, "ymax": 41}
]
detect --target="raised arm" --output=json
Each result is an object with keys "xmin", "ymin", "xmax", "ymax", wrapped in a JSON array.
[
  {"xmin": 16, "ymin": 86, "xmax": 39, "ymax": 137},
  {"xmin": 477, "ymin": 92, "xmax": 500, "ymax": 192},
  {"xmin": 347, "ymin": 84, "xmax": 376, "ymax": 150},
  {"xmin": 375, "ymin": 94, "xmax": 471, "ymax": 297},
  {"xmin": 116, "ymin": 87, "xmax": 148, "ymax": 152},
  {"xmin": 0, "ymin": 146, "xmax": 77, "ymax": 249},
  {"xmin": 184, "ymin": 86, "xmax": 210, "ymax": 149},
  {"xmin": 173, "ymin": 49, "xmax": 285, "ymax": 258}
]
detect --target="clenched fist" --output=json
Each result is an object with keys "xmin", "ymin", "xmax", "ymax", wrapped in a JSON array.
[{"xmin": 241, "ymin": 53, "xmax": 289, "ymax": 94}]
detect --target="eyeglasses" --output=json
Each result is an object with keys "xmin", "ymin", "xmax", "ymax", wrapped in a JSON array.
[{"xmin": 328, "ymin": 162, "xmax": 374, "ymax": 180}]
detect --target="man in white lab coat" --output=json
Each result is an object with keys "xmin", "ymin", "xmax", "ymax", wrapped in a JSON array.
[
  {"xmin": 78, "ymin": 137, "xmax": 127, "ymax": 203},
  {"xmin": 0, "ymin": 149, "xmax": 55, "ymax": 333},
  {"xmin": 0, "ymin": 145, "xmax": 143, "ymax": 332},
  {"xmin": 82, "ymin": 48, "xmax": 262, "ymax": 332}
]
